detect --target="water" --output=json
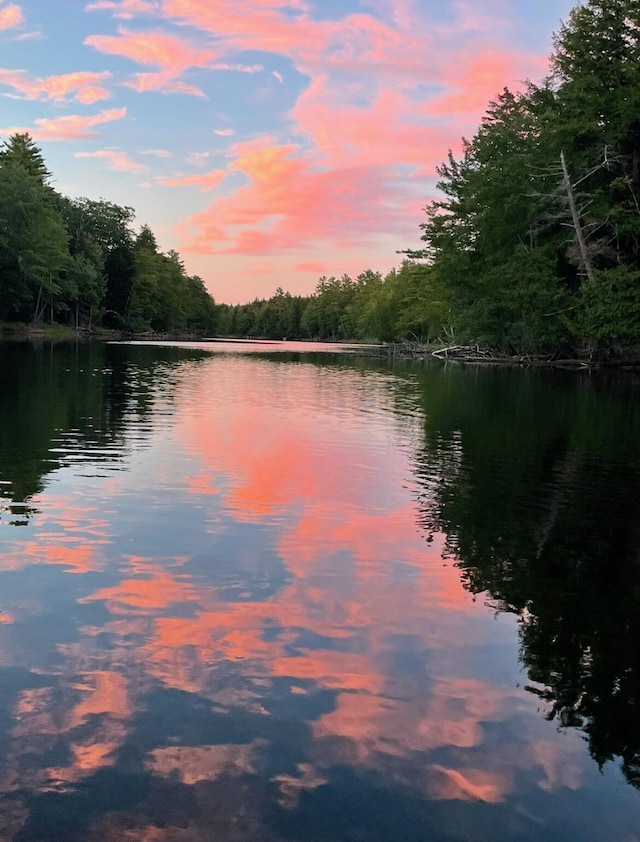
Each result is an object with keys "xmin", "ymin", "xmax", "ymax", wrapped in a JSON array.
[{"xmin": 0, "ymin": 340, "xmax": 639, "ymax": 841}]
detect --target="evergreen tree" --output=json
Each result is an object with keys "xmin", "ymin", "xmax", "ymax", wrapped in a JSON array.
[{"xmin": 0, "ymin": 133, "xmax": 52, "ymax": 184}]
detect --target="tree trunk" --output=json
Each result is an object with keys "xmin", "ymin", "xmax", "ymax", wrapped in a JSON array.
[{"xmin": 561, "ymin": 151, "xmax": 595, "ymax": 285}]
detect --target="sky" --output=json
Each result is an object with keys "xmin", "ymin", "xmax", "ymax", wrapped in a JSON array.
[{"xmin": 0, "ymin": 0, "xmax": 576, "ymax": 303}]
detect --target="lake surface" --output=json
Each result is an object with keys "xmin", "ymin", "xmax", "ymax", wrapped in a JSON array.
[{"xmin": 0, "ymin": 339, "xmax": 639, "ymax": 841}]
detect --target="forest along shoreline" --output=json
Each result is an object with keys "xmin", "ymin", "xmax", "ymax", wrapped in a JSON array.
[
  {"xmin": 3, "ymin": 323, "xmax": 639, "ymax": 371},
  {"xmin": 1, "ymin": 3, "xmax": 639, "ymax": 364}
]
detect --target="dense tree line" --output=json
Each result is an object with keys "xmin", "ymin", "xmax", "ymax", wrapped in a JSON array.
[
  {"xmin": 0, "ymin": 134, "xmax": 217, "ymax": 334},
  {"xmin": 217, "ymin": 264, "xmax": 438, "ymax": 343},
  {"xmin": 409, "ymin": 0, "xmax": 640, "ymax": 355}
]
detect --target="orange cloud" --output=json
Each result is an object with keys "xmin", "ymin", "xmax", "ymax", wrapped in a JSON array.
[
  {"xmin": 84, "ymin": 571, "xmax": 201, "ymax": 615},
  {"xmin": 0, "ymin": 2, "xmax": 22, "ymax": 30},
  {"xmin": 158, "ymin": 168, "xmax": 226, "ymax": 191},
  {"xmin": 427, "ymin": 48, "xmax": 545, "ymax": 115},
  {"xmin": 426, "ymin": 765, "xmax": 509, "ymax": 803},
  {"xmin": 85, "ymin": 26, "xmax": 216, "ymax": 96},
  {"xmin": 0, "ymin": 536, "xmax": 103, "ymax": 575},
  {"xmin": 181, "ymin": 138, "xmax": 415, "ymax": 257},
  {"xmin": 75, "ymin": 85, "xmax": 111, "ymax": 104},
  {"xmin": 0, "ymin": 69, "xmax": 111, "ymax": 103},
  {"xmin": 155, "ymin": 0, "xmax": 550, "ymax": 279},
  {"xmin": 84, "ymin": 27, "xmax": 216, "ymax": 75},
  {"xmin": 75, "ymin": 148, "xmax": 145, "ymax": 171},
  {"xmin": 0, "ymin": 106, "xmax": 127, "ymax": 141}
]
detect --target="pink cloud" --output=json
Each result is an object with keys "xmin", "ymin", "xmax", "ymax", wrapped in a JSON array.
[
  {"xmin": 158, "ymin": 168, "xmax": 226, "ymax": 191},
  {"xmin": 0, "ymin": 3, "xmax": 22, "ymax": 31},
  {"xmin": 123, "ymin": 70, "xmax": 205, "ymax": 96},
  {"xmin": 162, "ymin": 0, "xmax": 330, "ymax": 72},
  {"xmin": 292, "ymin": 77, "xmax": 451, "ymax": 172},
  {"xmin": 85, "ymin": 25, "xmax": 216, "ymax": 95},
  {"xmin": 75, "ymin": 149, "xmax": 145, "ymax": 171},
  {"xmin": 73, "ymin": 0, "xmax": 558, "ymax": 300},
  {"xmin": 0, "ymin": 107, "xmax": 127, "ymax": 141},
  {"xmin": 85, "ymin": 26, "xmax": 215, "ymax": 71},
  {"xmin": 75, "ymin": 85, "xmax": 111, "ymax": 104},
  {"xmin": 426, "ymin": 765, "xmax": 509, "ymax": 803},
  {"xmin": 159, "ymin": 0, "xmax": 546, "ymax": 274},
  {"xmin": 178, "ymin": 102, "xmax": 445, "ymax": 259},
  {"xmin": 160, "ymin": 0, "xmax": 440, "ymax": 87},
  {"xmin": 0, "ymin": 69, "xmax": 112, "ymax": 103},
  {"xmin": 427, "ymin": 48, "xmax": 544, "ymax": 115}
]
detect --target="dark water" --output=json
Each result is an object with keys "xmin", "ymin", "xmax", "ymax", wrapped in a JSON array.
[{"xmin": 0, "ymin": 340, "xmax": 639, "ymax": 841}]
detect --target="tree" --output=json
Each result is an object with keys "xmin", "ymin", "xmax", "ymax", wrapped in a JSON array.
[
  {"xmin": 0, "ymin": 161, "xmax": 68, "ymax": 322},
  {"xmin": 0, "ymin": 132, "xmax": 52, "ymax": 184},
  {"xmin": 416, "ymin": 86, "xmax": 572, "ymax": 349},
  {"xmin": 135, "ymin": 224, "xmax": 159, "ymax": 254}
]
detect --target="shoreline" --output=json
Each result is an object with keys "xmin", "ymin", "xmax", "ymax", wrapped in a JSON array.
[{"xmin": 2, "ymin": 324, "xmax": 639, "ymax": 370}]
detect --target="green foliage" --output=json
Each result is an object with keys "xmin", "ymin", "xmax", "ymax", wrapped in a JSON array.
[
  {"xmin": 575, "ymin": 267, "xmax": 640, "ymax": 340},
  {"xmin": 0, "ymin": 162, "xmax": 69, "ymax": 322},
  {"xmin": 0, "ymin": 132, "xmax": 52, "ymax": 184},
  {"xmin": 0, "ymin": 133, "xmax": 218, "ymax": 335},
  {"xmin": 410, "ymin": 0, "xmax": 640, "ymax": 355}
]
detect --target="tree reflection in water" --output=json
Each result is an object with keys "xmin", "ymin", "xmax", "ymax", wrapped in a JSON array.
[{"xmin": 414, "ymin": 365, "xmax": 640, "ymax": 787}]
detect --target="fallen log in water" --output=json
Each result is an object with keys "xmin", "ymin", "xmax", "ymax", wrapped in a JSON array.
[{"xmin": 385, "ymin": 342, "xmax": 640, "ymax": 368}]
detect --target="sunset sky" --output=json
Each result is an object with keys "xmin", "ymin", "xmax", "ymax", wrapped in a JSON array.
[{"xmin": 0, "ymin": 0, "xmax": 575, "ymax": 302}]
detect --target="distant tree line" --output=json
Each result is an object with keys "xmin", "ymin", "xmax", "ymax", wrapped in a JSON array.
[
  {"xmin": 0, "ymin": 133, "xmax": 217, "ymax": 334},
  {"xmin": 215, "ymin": 265, "xmax": 436, "ymax": 343}
]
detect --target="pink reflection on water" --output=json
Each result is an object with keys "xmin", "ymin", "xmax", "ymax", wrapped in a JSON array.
[{"xmin": 0, "ymin": 354, "xmax": 598, "ymax": 838}]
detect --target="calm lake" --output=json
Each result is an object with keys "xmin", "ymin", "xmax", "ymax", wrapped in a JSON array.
[{"xmin": 0, "ymin": 339, "xmax": 639, "ymax": 841}]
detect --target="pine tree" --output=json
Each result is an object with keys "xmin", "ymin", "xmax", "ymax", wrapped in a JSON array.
[{"xmin": 0, "ymin": 133, "xmax": 52, "ymax": 184}]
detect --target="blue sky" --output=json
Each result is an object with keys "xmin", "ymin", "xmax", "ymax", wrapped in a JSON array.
[{"xmin": 0, "ymin": 0, "xmax": 576, "ymax": 302}]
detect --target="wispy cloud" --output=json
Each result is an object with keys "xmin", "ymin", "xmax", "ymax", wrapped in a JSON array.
[
  {"xmin": 85, "ymin": 25, "xmax": 215, "ymax": 96},
  {"xmin": 0, "ymin": 106, "xmax": 127, "ymax": 141},
  {"xmin": 85, "ymin": 0, "xmax": 161, "ymax": 18},
  {"xmin": 85, "ymin": 26, "xmax": 215, "ymax": 70},
  {"xmin": 158, "ymin": 168, "xmax": 226, "ymax": 192},
  {"xmin": 186, "ymin": 151, "xmax": 212, "ymax": 166},
  {"xmin": 123, "ymin": 70, "xmax": 206, "ymax": 96},
  {"xmin": 0, "ymin": 69, "xmax": 111, "ymax": 103},
  {"xmin": 210, "ymin": 63, "xmax": 263, "ymax": 74},
  {"xmin": 140, "ymin": 147, "xmax": 171, "ymax": 157},
  {"xmin": 75, "ymin": 148, "xmax": 145, "ymax": 171}
]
